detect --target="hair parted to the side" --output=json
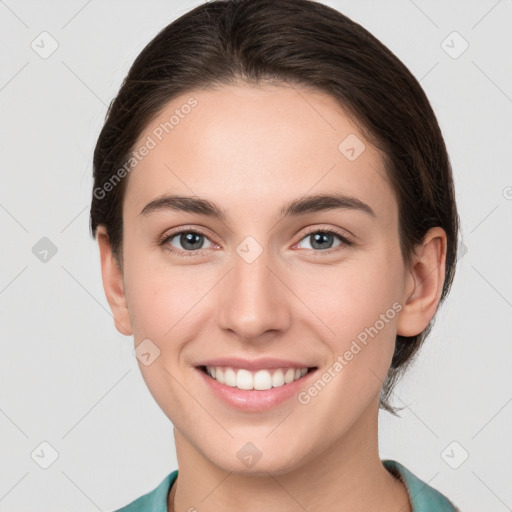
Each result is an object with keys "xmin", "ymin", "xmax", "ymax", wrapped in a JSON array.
[{"xmin": 90, "ymin": 0, "xmax": 460, "ymax": 415}]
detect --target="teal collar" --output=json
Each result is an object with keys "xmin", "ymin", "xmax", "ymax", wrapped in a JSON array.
[{"xmin": 382, "ymin": 459, "xmax": 459, "ymax": 511}]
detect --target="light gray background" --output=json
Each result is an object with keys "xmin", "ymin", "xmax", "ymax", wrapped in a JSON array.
[{"xmin": 1, "ymin": 0, "xmax": 511, "ymax": 510}]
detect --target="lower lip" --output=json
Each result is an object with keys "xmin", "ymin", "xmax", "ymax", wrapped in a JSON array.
[{"xmin": 195, "ymin": 366, "xmax": 318, "ymax": 412}]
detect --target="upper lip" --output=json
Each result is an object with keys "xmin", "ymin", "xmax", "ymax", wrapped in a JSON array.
[{"xmin": 195, "ymin": 357, "xmax": 317, "ymax": 371}]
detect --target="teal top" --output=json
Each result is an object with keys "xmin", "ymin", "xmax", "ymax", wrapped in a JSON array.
[{"xmin": 112, "ymin": 459, "xmax": 459, "ymax": 511}]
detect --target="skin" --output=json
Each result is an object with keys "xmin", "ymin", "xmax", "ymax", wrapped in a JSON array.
[{"xmin": 96, "ymin": 82, "xmax": 447, "ymax": 512}]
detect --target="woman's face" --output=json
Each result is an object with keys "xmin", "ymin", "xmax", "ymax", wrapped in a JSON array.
[{"xmin": 103, "ymin": 82, "xmax": 417, "ymax": 474}]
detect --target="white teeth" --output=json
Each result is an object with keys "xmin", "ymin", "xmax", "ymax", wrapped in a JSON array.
[
  {"xmin": 272, "ymin": 369, "xmax": 285, "ymax": 388},
  {"xmin": 215, "ymin": 367, "xmax": 224, "ymax": 384},
  {"xmin": 284, "ymin": 368, "xmax": 295, "ymax": 384},
  {"xmin": 224, "ymin": 367, "xmax": 237, "ymax": 387},
  {"xmin": 237, "ymin": 369, "xmax": 254, "ymax": 390},
  {"xmin": 204, "ymin": 366, "xmax": 310, "ymax": 390}
]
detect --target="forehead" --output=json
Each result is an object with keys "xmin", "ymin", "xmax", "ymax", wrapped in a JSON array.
[{"xmin": 124, "ymin": 83, "xmax": 396, "ymax": 225}]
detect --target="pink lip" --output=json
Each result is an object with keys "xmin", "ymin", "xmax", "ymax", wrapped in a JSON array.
[
  {"xmin": 195, "ymin": 365, "xmax": 318, "ymax": 412},
  {"xmin": 194, "ymin": 356, "xmax": 316, "ymax": 371}
]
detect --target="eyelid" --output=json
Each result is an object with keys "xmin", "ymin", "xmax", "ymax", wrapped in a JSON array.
[
  {"xmin": 297, "ymin": 225, "xmax": 354, "ymax": 245},
  {"xmin": 158, "ymin": 226, "xmax": 219, "ymax": 257},
  {"xmin": 158, "ymin": 225, "xmax": 214, "ymax": 245}
]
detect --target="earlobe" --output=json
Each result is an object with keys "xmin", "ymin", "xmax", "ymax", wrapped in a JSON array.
[
  {"xmin": 396, "ymin": 227, "xmax": 447, "ymax": 337},
  {"xmin": 96, "ymin": 225, "xmax": 133, "ymax": 336}
]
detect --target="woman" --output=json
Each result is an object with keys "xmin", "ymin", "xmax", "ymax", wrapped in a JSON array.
[{"xmin": 90, "ymin": 0, "xmax": 460, "ymax": 510}]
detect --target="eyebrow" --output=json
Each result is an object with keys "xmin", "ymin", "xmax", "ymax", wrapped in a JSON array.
[{"xmin": 139, "ymin": 192, "xmax": 376, "ymax": 220}]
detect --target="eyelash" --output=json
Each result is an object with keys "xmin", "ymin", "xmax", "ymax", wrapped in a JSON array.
[{"xmin": 158, "ymin": 226, "xmax": 354, "ymax": 258}]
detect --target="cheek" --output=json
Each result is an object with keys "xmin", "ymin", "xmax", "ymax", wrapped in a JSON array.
[
  {"xmin": 122, "ymin": 236, "xmax": 174, "ymax": 326},
  {"xmin": 123, "ymin": 252, "xmax": 215, "ymax": 350},
  {"xmin": 125, "ymin": 272, "xmax": 186, "ymax": 338},
  {"xmin": 299, "ymin": 253, "xmax": 399, "ymax": 325},
  {"xmin": 294, "ymin": 274, "xmax": 400, "ymax": 421},
  {"xmin": 296, "ymin": 255, "xmax": 401, "ymax": 370}
]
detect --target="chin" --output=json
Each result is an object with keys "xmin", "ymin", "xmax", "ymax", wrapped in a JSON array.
[{"xmin": 206, "ymin": 442, "xmax": 309, "ymax": 477}]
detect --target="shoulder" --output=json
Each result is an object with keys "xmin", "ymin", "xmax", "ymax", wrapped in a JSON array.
[
  {"xmin": 382, "ymin": 459, "xmax": 460, "ymax": 511},
  {"xmin": 111, "ymin": 470, "xmax": 178, "ymax": 512}
]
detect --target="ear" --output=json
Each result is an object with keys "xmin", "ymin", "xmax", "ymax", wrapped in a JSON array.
[
  {"xmin": 397, "ymin": 227, "xmax": 447, "ymax": 337},
  {"xmin": 96, "ymin": 225, "xmax": 133, "ymax": 336}
]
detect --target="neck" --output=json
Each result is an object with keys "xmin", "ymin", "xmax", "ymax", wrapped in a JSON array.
[{"xmin": 168, "ymin": 395, "xmax": 411, "ymax": 512}]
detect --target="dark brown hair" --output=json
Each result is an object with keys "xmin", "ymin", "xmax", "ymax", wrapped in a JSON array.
[{"xmin": 90, "ymin": 0, "xmax": 460, "ymax": 414}]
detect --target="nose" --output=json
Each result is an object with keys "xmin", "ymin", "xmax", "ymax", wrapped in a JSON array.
[{"xmin": 216, "ymin": 245, "xmax": 291, "ymax": 342}]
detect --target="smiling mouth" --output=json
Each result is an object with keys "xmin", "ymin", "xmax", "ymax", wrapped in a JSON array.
[{"xmin": 197, "ymin": 365, "xmax": 318, "ymax": 391}]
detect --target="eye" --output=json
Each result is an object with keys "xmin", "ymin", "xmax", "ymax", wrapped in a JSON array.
[
  {"xmin": 159, "ymin": 226, "xmax": 354, "ymax": 257},
  {"xmin": 295, "ymin": 228, "xmax": 353, "ymax": 252},
  {"xmin": 159, "ymin": 228, "xmax": 216, "ymax": 256}
]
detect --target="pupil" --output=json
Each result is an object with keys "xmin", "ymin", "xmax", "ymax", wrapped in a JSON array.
[
  {"xmin": 311, "ymin": 232, "xmax": 332, "ymax": 250},
  {"xmin": 182, "ymin": 232, "xmax": 203, "ymax": 250}
]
